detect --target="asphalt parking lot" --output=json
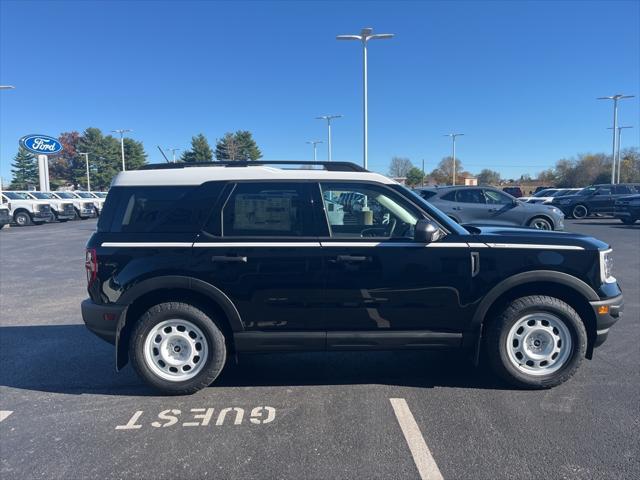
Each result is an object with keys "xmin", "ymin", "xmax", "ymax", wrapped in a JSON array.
[{"xmin": 0, "ymin": 219, "xmax": 638, "ymax": 480}]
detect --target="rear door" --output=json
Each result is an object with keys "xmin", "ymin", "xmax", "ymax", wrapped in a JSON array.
[
  {"xmin": 191, "ymin": 181, "xmax": 326, "ymax": 332},
  {"xmin": 590, "ymin": 185, "xmax": 613, "ymax": 213},
  {"xmin": 452, "ymin": 188, "xmax": 491, "ymax": 224},
  {"xmin": 318, "ymin": 181, "xmax": 472, "ymax": 334}
]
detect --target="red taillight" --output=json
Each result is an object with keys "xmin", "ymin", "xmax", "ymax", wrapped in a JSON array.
[{"xmin": 85, "ymin": 248, "xmax": 97, "ymax": 286}]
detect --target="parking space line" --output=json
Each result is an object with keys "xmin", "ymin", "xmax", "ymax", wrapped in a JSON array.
[
  {"xmin": 0, "ymin": 410, "xmax": 13, "ymax": 422},
  {"xmin": 389, "ymin": 398, "xmax": 444, "ymax": 480}
]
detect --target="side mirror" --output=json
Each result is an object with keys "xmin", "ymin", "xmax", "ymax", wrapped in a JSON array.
[{"xmin": 414, "ymin": 219, "xmax": 439, "ymax": 243}]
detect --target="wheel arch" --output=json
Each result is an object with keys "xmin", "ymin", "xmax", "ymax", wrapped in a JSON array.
[
  {"xmin": 467, "ymin": 270, "xmax": 599, "ymax": 364},
  {"xmin": 114, "ymin": 276, "xmax": 244, "ymax": 370}
]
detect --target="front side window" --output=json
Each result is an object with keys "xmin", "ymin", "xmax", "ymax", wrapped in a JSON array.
[
  {"xmin": 222, "ymin": 183, "xmax": 315, "ymax": 237},
  {"xmin": 320, "ymin": 183, "xmax": 418, "ymax": 239},
  {"xmin": 484, "ymin": 189, "xmax": 513, "ymax": 205},
  {"xmin": 456, "ymin": 189, "xmax": 485, "ymax": 204}
]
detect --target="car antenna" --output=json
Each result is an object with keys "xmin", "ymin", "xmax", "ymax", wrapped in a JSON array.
[{"xmin": 156, "ymin": 146, "xmax": 171, "ymax": 163}]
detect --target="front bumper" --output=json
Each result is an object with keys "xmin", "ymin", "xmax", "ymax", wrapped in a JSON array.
[
  {"xmin": 81, "ymin": 299, "xmax": 127, "ymax": 345},
  {"xmin": 589, "ymin": 294, "xmax": 623, "ymax": 348},
  {"xmin": 78, "ymin": 208, "xmax": 97, "ymax": 218}
]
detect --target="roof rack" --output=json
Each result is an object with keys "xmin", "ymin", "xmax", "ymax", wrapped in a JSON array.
[{"xmin": 136, "ymin": 160, "xmax": 368, "ymax": 172}]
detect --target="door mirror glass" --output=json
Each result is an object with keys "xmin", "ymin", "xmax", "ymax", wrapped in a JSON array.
[{"xmin": 414, "ymin": 219, "xmax": 439, "ymax": 243}]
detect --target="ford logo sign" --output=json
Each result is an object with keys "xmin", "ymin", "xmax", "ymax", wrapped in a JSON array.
[{"xmin": 19, "ymin": 134, "xmax": 63, "ymax": 155}]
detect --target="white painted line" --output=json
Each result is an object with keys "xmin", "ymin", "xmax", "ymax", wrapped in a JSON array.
[
  {"xmin": 0, "ymin": 410, "xmax": 13, "ymax": 422},
  {"xmin": 390, "ymin": 398, "xmax": 444, "ymax": 480}
]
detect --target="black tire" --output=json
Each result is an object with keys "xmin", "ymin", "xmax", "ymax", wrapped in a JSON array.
[
  {"xmin": 129, "ymin": 302, "xmax": 227, "ymax": 395},
  {"xmin": 13, "ymin": 211, "xmax": 32, "ymax": 227},
  {"xmin": 72, "ymin": 208, "xmax": 80, "ymax": 220},
  {"xmin": 621, "ymin": 217, "xmax": 636, "ymax": 225},
  {"xmin": 571, "ymin": 204, "xmax": 589, "ymax": 219},
  {"xmin": 485, "ymin": 295, "xmax": 586, "ymax": 389}
]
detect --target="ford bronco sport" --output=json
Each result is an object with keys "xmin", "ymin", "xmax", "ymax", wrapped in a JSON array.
[{"xmin": 82, "ymin": 161, "xmax": 623, "ymax": 395}]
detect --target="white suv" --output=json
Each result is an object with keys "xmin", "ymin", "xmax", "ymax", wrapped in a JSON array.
[{"xmin": 1, "ymin": 191, "xmax": 52, "ymax": 226}]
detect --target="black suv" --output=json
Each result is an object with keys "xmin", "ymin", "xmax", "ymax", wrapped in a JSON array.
[
  {"xmin": 552, "ymin": 183, "xmax": 640, "ymax": 219},
  {"xmin": 82, "ymin": 161, "xmax": 623, "ymax": 395}
]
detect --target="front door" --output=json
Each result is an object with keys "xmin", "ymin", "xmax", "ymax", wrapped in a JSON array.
[
  {"xmin": 192, "ymin": 182, "xmax": 325, "ymax": 331},
  {"xmin": 483, "ymin": 189, "xmax": 523, "ymax": 226},
  {"xmin": 590, "ymin": 186, "xmax": 613, "ymax": 213},
  {"xmin": 319, "ymin": 182, "xmax": 472, "ymax": 333}
]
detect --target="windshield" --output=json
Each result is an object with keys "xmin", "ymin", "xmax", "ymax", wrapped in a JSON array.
[
  {"xmin": 75, "ymin": 191, "xmax": 94, "ymax": 198},
  {"xmin": 556, "ymin": 189, "xmax": 576, "ymax": 197},
  {"xmin": 578, "ymin": 186, "xmax": 597, "ymax": 195},
  {"xmin": 28, "ymin": 192, "xmax": 56, "ymax": 199},
  {"xmin": 3, "ymin": 192, "xmax": 30, "ymax": 200},
  {"xmin": 55, "ymin": 192, "xmax": 76, "ymax": 199},
  {"xmin": 94, "ymin": 192, "xmax": 108, "ymax": 198},
  {"xmin": 393, "ymin": 185, "xmax": 468, "ymax": 235},
  {"xmin": 533, "ymin": 189, "xmax": 557, "ymax": 197}
]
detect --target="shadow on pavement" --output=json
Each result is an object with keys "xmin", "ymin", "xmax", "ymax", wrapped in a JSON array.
[{"xmin": 1, "ymin": 324, "xmax": 509, "ymax": 396}]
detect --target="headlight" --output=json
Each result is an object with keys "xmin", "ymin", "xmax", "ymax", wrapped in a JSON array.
[
  {"xmin": 599, "ymin": 249, "xmax": 615, "ymax": 284},
  {"xmin": 557, "ymin": 198, "xmax": 572, "ymax": 204}
]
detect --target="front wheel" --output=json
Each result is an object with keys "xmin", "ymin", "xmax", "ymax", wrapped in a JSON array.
[
  {"xmin": 13, "ymin": 211, "xmax": 32, "ymax": 226},
  {"xmin": 571, "ymin": 204, "xmax": 589, "ymax": 219},
  {"xmin": 485, "ymin": 295, "xmax": 586, "ymax": 389},
  {"xmin": 528, "ymin": 216, "xmax": 553, "ymax": 230},
  {"xmin": 129, "ymin": 302, "xmax": 227, "ymax": 395}
]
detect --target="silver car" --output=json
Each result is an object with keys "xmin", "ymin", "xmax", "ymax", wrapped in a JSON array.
[{"xmin": 414, "ymin": 186, "xmax": 565, "ymax": 230}]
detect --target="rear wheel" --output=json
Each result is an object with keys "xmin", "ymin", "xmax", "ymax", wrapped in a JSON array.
[
  {"xmin": 528, "ymin": 216, "xmax": 553, "ymax": 230},
  {"xmin": 129, "ymin": 302, "xmax": 227, "ymax": 395},
  {"xmin": 13, "ymin": 211, "xmax": 32, "ymax": 226},
  {"xmin": 621, "ymin": 217, "xmax": 636, "ymax": 225},
  {"xmin": 571, "ymin": 204, "xmax": 588, "ymax": 219},
  {"xmin": 485, "ymin": 295, "xmax": 586, "ymax": 389}
]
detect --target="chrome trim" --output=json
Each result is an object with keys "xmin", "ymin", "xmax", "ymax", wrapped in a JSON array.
[{"xmin": 486, "ymin": 243, "xmax": 584, "ymax": 250}]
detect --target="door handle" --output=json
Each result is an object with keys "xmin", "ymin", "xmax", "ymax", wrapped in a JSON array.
[
  {"xmin": 211, "ymin": 255, "xmax": 247, "ymax": 263},
  {"xmin": 334, "ymin": 255, "xmax": 370, "ymax": 263}
]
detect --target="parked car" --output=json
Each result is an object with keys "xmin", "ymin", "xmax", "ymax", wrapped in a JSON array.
[
  {"xmin": 534, "ymin": 186, "xmax": 552, "ymax": 194},
  {"xmin": 613, "ymin": 194, "xmax": 640, "ymax": 225},
  {"xmin": 551, "ymin": 183, "xmax": 640, "ymax": 219},
  {"xmin": 520, "ymin": 188, "xmax": 581, "ymax": 204},
  {"xmin": 0, "ymin": 204, "xmax": 11, "ymax": 229},
  {"xmin": 74, "ymin": 191, "xmax": 105, "ymax": 215},
  {"xmin": 414, "ymin": 186, "xmax": 565, "ymax": 230},
  {"xmin": 502, "ymin": 186, "xmax": 523, "ymax": 198},
  {"xmin": 0, "ymin": 191, "xmax": 52, "ymax": 226},
  {"xmin": 20, "ymin": 191, "xmax": 76, "ymax": 222},
  {"xmin": 52, "ymin": 191, "xmax": 97, "ymax": 219},
  {"xmin": 81, "ymin": 160, "xmax": 621, "ymax": 395}
]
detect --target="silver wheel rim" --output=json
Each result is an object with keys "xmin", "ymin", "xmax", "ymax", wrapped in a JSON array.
[
  {"xmin": 16, "ymin": 214, "xmax": 27, "ymax": 225},
  {"xmin": 143, "ymin": 319, "xmax": 208, "ymax": 382},
  {"xmin": 573, "ymin": 205, "xmax": 587, "ymax": 218},
  {"xmin": 506, "ymin": 313, "xmax": 572, "ymax": 376},
  {"xmin": 531, "ymin": 218, "xmax": 552, "ymax": 230}
]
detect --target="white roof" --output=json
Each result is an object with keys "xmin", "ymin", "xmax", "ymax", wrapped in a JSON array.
[{"xmin": 112, "ymin": 165, "xmax": 396, "ymax": 187}]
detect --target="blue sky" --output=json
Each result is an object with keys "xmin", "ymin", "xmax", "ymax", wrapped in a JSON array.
[{"xmin": 1, "ymin": 0, "xmax": 639, "ymax": 182}]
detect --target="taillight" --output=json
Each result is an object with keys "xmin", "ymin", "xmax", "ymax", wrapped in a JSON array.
[{"xmin": 85, "ymin": 248, "xmax": 97, "ymax": 286}]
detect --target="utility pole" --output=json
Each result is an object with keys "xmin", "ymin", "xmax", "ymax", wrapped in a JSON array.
[
  {"xmin": 597, "ymin": 95, "xmax": 634, "ymax": 184},
  {"xmin": 608, "ymin": 126, "xmax": 633, "ymax": 183},
  {"xmin": 444, "ymin": 133, "xmax": 464, "ymax": 186},
  {"xmin": 112, "ymin": 129, "xmax": 132, "ymax": 171},
  {"xmin": 421, "ymin": 159, "xmax": 425, "ymax": 187},
  {"xmin": 306, "ymin": 140, "xmax": 323, "ymax": 161},
  {"xmin": 78, "ymin": 152, "xmax": 90, "ymax": 191},
  {"xmin": 167, "ymin": 148, "xmax": 181, "ymax": 163},
  {"xmin": 337, "ymin": 27, "xmax": 394, "ymax": 170},
  {"xmin": 316, "ymin": 115, "xmax": 342, "ymax": 161}
]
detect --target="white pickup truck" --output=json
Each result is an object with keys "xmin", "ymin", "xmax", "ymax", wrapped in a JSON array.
[
  {"xmin": 74, "ymin": 191, "xmax": 106, "ymax": 216},
  {"xmin": 21, "ymin": 191, "xmax": 76, "ymax": 222},
  {"xmin": 52, "ymin": 191, "xmax": 96, "ymax": 219},
  {"xmin": 1, "ymin": 191, "xmax": 52, "ymax": 226}
]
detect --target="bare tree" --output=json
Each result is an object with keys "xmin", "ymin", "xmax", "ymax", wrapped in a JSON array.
[{"xmin": 388, "ymin": 157, "xmax": 413, "ymax": 177}]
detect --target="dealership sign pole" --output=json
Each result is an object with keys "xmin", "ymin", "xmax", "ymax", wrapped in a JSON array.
[{"xmin": 19, "ymin": 135, "xmax": 63, "ymax": 192}]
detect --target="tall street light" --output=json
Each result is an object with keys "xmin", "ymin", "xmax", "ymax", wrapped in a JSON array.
[
  {"xmin": 337, "ymin": 27, "xmax": 394, "ymax": 170},
  {"xmin": 597, "ymin": 94, "xmax": 634, "ymax": 184},
  {"xmin": 167, "ymin": 147, "xmax": 181, "ymax": 163},
  {"xmin": 77, "ymin": 152, "xmax": 91, "ymax": 191},
  {"xmin": 608, "ymin": 125, "xmax": 633, "ymax": 183},
  {"xmin": 306, "ymin": 140, "xmax": 323, "ymax": 161},
  {"xmin": 112, "ymin": 129, "xmax": 132, "ymax": 171},
  {"xmin": 444, "ymin": 133, "xmax": 464, "ymax": 186},
  {"xmin": 316, "ymin": 114, "xmax": 342, "ymax": 161}
]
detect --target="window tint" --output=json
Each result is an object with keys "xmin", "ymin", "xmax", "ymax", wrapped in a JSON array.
[
  {"xmin": 222, "ymin": 183, "xmax": 315, "ymax": 237},
  {"xmin": 456, "ymin": 189, "xmax": 485, "ymax": 204},
  {"xmin": 417, "ymin": 190, "xmax": 437, "ymax": 200},
  {"xmin": 320, "ymin": 183, "xmax": 418, "ymax": 239},
  {"xmin": 484, "ymin": 189, "xmax": 513, "ymax": 205},
  {"xmin": 441, "ymin": 191, "xmax": 457, "ymax": 201},
  {"xmin": 614, "ymin": 185, "xmax": 632, "ymax": 194},
  {"xmin": 596, "ymin": 186, "xmax": 612, "ymax": 195}
]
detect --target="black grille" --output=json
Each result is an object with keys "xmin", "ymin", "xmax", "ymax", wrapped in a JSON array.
[{"xmin": 38, "ymin": 205, "xmax": 51, "ymax": 214}]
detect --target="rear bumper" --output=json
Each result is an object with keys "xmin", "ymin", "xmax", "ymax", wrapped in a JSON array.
[
  {"xmin": 589, "ymin": 294, "xmax": 623, "ymax": 348},
  {"xmin": 81, "ymin": 299, "xmax": 126, "ymax": 345}
]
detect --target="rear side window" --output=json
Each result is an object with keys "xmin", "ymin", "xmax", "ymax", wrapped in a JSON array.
[
  {"xmin": 222, "ymin": 182, "xmax": 316, "ymax": 237},
  {"xmin": 456, "ymin": 189, "xmax": 485, "ymax": 204},
  {"xmin": 441, "ymin": 191, "xmax": 457, "ymax": 201}
]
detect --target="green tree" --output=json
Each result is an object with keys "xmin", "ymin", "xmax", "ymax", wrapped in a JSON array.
[
  {"xmin": 9, "ymin": 147, "xmax": 38, "ymax": 190},
  {"xmin": 181, "ymin": 133, "xmax": 214, "ymax": 162},
  {"xmin": 618, "ymin": 147, "xmax": 640, "ymax": 183},
  {"xmin": 477, "ymin": 169, "xmax": 501, "ymax": 186},
  {"xmin": 215, "ymin": 131, "xmax": 262, "ymax": 161},
  {"xmin": 405, "ymin": 167, "xmax": 425, "ymax": 187},
  {"xmin": 430, "ymin": 156, "xmax": 465, "ymax": 185}
]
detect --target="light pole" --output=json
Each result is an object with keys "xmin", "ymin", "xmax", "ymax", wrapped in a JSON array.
[
  {"xmin": 597, "ymin": 94, "xmax": 634, "ymax": 184},
  {"xmin": 608, "ymin": 126, "xmax": 633, "ymax": 183},
  {"xmin": 421, "ymin": 159, "xmax": 425, "ymax": 187},
  {"xmin": 112, "ymin": 129, "xmax": 132, "ymax": 171},
  {"xmin": 337, "ymin": 27, "xmax": 394, "ymax": 170},
  {"xmin": 316, "ymin": 114, "xmax": 342, "ymax": 161},
  {"xmin": 78, "ymin": 152, "xmax": 91, "ymax": 191},
  {"xmin": 444, "ymin": 133, "xmax": 464, "ymax": 185},
  {"xmin": 167, "ymin": 148, "xmax": 181, "ymax": 163},
  {"xmin": 306, "ymin": 140, "xmax": 323, "ymax": 161}
]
